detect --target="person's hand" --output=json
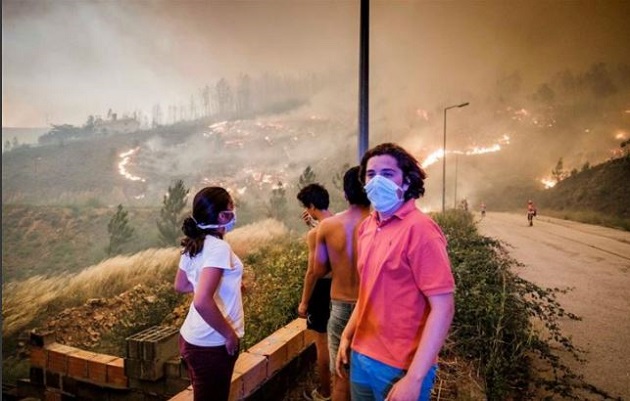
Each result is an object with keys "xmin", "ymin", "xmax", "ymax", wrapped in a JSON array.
[
  {"xmin": 335, "ymin": 335, "xmax": 351, "ymax": 378},
  {"xmin": 301, "ymin": 210, "xmax": 317, "ymax": 228},
  {"xmin": 384, "ymin": 375, "xmax": 420, "ymax": 401},
  {"xmin": 297, "ymin": 302, "xmax": 308, "ymax": 318},
  {"xmin": 225, "ymin": 333, "xmax": 240, "ymax": 356}
]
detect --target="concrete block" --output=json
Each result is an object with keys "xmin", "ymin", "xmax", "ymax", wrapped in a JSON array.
[
  {"xmin": 30, "ymin": 329, "xmax": 55, "ymax": 347},
  {"xmin": 234, "ymin": 352, "xmax": 267, "ymax": 397},
  {"xmin": 125, "ymin": 325, "xmax": 179, "ymax": 361},
  {"xmin": 164, "ymin": 356, "xmax": 185, "ymax": 379},
  {"xmin": 87, "ymin": 354, "xmax": 117, "ymax": 384},
  {"xmin": 228, "ymin": 371, "xmax": 243, "ymax": 401},
  {"xmin": 125, "ymin": 358, "xmax": 165, "ymax": 381}
]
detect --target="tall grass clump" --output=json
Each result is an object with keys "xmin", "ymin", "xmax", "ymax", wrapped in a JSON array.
[
  {"xmin": 2, "ymin": 248, "xmax": 180, "ymax": 339},
  {"xmin": 434, "ymin": 210, "xmax": 603, "ymax": 400}
]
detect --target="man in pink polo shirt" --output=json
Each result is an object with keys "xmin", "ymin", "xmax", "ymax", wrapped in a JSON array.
[{"xmin": 336, "ymin": 143, "xmax": 455, "ymax": 401}]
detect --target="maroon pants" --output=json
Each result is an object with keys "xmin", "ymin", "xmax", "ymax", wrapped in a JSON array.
[{"xmin": 179, "ymin": 336, "xmax": 239, "ymax": 401}]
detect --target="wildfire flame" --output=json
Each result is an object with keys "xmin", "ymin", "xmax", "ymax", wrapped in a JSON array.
[
  {"xmin": 118, "ymin": 147, "xmax": 145, "ymax": 182},
  {"xmin": 420, "ymin": 135, "xmax": 510, "ymax": 168},
  {"xmin": 540, "ymin": 177, "xmax": 557, "ymax": 189}
]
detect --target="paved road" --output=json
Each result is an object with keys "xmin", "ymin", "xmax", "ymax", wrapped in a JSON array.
[{"xmin": 477, "ymin": 212, "xmax": 630, "ymax": 400}]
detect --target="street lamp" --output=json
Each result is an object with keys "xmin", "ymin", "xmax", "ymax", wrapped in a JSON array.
[{"xmin": 442, "ymin": 102, "xmax": 469, "ymax": 213}]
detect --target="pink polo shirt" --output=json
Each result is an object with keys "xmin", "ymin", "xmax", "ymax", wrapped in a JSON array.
[{"xmin": 351, "ymin": 199, "xmax": 455, "ymax": 369}]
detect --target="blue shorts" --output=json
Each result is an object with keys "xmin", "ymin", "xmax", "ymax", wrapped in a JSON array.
[{"xmin": 350, "ymin": 350, "xmax": 437, "ymax": 401}]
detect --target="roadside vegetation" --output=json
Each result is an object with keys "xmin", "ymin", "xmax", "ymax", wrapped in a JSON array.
[{"xmin": 3, "ymin": 208, "xmax": 612, "ymax": 400}]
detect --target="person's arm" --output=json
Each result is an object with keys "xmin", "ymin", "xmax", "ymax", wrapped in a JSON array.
[
  {"xmin": 385, "ymin": 293, "xmax": 455, "ymax": 401},
  {"xmin": 298, "ymin": 228, "xmax": 320, "ymax": 317},
  {"xmin": 193, "ymin": 266, "xmax": 240, "ymax": 355},
  {"xmin": 174, "ymin": 268, "xmax": 194, "ymax": 293},
  {"xmin": 312, "ymin": 221, "xmax": 332, "ymax": 278}
]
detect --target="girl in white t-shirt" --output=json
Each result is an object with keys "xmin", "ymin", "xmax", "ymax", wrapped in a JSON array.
[{"xmin": 174, "ymin": 186, "xmax": 244, "ymax": 401}]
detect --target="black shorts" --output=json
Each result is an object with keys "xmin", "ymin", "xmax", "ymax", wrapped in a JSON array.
[{"xmin": 307, "ymin": 278, "xmax": 331, "ymax": 333}]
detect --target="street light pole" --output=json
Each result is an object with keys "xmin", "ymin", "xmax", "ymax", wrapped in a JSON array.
[
  {"xmin": 454, "ymin": 153, "xmax": 458, "ymax": 209},
  {"xmin": 442, "ymin": 102, "xmax": 469, "ymax": 213}
]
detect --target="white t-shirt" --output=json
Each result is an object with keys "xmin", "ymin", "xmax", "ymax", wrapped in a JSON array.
[{"xmin": 179, "ymin": 235, "xmax": 244, "ymax": 346}]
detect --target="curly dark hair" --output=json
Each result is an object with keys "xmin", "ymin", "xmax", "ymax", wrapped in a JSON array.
[
  {"xmin": 344, "ymin": 166, "xmax": 370, "ymax": 207},
  {"xmin": 181, "ymin": 186, "xmax": 233, "ymax": 257},
  {"xmin": 296, "ymin": 183, "xmax": 330, "ymax": 210},
  {"xmin": 359, "ymin": 142, "xmax": 427, "ymax": 200}
]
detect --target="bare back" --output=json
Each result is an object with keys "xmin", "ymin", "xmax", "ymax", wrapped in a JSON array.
[{"xmin": 315, "ymin": 206, "xmax": 370, "ymax": 302}]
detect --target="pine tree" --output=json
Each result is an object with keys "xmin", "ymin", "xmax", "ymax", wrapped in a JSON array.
[
  {"xmin": 106, "ymin": 204, "xmax": 135, "ymax": 256},
  {"xmin": 267, "ymin": 181, "xmax": 288, "ymax": 221},
  {"xmin": 157, "ymin": 179, "xmax": 190, "ymax": 247},
  {"xmin": 298, "ymin": 166, "xmax": 317, "ymax": 189},
  {"xmin": 551, "ymin": 158, "xmax": 565, "ymax": 182}
]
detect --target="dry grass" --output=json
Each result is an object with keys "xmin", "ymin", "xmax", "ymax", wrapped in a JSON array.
[
  {"xmin": 225, "ymin": 218, "xmax": 289, "ymax": 257},
  {"xmin": 2, "ymin": 248, "xmax": 179, "ymax": 337},
  {"xmin": 2, "ymin": 218, "xmax": 290, "ymax": 339}
]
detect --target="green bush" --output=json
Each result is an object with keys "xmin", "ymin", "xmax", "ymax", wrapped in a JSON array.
[{"xmin": 241, "ymin": 238, "xmax": 308, "ymax": 350}]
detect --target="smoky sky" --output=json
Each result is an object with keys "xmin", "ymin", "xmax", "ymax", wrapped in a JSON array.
[{"xmin": 3, "ymin": 0, "xmax": 630, "ymax": 128}]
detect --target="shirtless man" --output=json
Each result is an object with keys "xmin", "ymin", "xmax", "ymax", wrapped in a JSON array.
[
  {"xmin": 302, "ymin": 166, "xmax": 370, "ymax": 401},
  {"xmin": 297, "ymin": 183, "xmax": 334, "ymax": 401}
]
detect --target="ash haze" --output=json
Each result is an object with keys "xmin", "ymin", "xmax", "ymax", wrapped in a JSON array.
[
  {"xmin": 2, "ymin": 0, "xmax": 630, "ymax": 210},
  {"xmin": 3, "ymin": 1, "xmax": 629, "ymax": 127}
]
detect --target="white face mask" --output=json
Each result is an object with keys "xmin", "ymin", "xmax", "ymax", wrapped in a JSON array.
[
  {"xmin": 364, "ymin": 175, "xmax": 406, "ymax": 214},
  {"xmin": 195, "ymin": 211, "xmax": 237, "ymax": 232}
]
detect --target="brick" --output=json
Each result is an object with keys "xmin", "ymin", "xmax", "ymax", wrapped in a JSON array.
[
  {"xmin": 247, "ymin": 335, "xmax": 287, "ymax": 376},
  {"xmin": 233, "ymin": 352, "xmax": 267, "ymax": 397},
  {"xmin": 29, "ymin": 345, "xmax": 47, "ymax": 368},
  {"xmin": 106, "ymin": 357, "xmax": 128, "ymax": 388},
  {"xmin": 87, "ymin": 354, "xmax": 117, "ymax": 384},
  {"xmin": 67, "ymin": 350, "xmax": 98, "ymax": 379},
  {"xmin": 284, "ymin": 318, "xmax": 307, "ymax": 332},
  {"xmin": 228, "ymin": 371, "xmax": 243, "ymax": 401},
  {"xmin": 303, "ymin": 327, "xmax": 317, "ymax": 346},
  {"xmin": 276, "ymin": 326, "xmax": 305, "ymax": 360},
  {"xmin": 46, "ymin": 343, "xmax": 80, "ymax": 374}
]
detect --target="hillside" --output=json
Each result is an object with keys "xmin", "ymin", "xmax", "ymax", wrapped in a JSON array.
[
  {"xmin": 538, "ymin": 156, "xmax": 630, "ymax": 229},
  {"xmin": 1, "ymin": 205, "xmax": 162, "ymax": 282}
]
